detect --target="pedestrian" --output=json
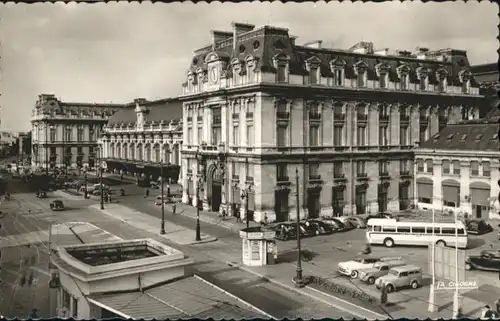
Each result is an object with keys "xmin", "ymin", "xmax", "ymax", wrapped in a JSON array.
[
  {"xmin": 236, "ymin": 208, "xmax": 242, "ymax": 223},
  {"xmin": 145, "ymin": 188, "xmax": 150, "ymax": 198},
  {"xmin": 455, "ymin": 307, "xmax": 464, "ymax": 319},
  {"xmin": 380, "ymin": 283, "xmax": 388, "ymax": 306},
  {"xmin": 481, "ymin": 305, "xmax": 493, "ymax": 319},
  {"xmin": 263, "ymin": 212, "xmax": 268, "ymax": 225},
  {"xmin": 172, "ymin": 203, "xmax": 176, "ymax": 215},
  {"xmin": 496, "ymin": 298, "xmax": 500, "ymax": 315},
  {"xmin": 120, "ymin": 172, "xmax": 123, "ymax": 181}
]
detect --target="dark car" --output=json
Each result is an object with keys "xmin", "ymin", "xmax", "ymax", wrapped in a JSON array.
[
  {"xmin": 306, "ymin": 220, "xmax": 334, "ymax": 235},
  {"xmin": 49, "ymin": 200, "xmax": 65, "ymax": 211},
  {"xmin": 465, "ymin": 219, "xmax": 493, "ymax": 235},
  {"xmin": 36, "ymin": 191, "xmax": 47, "ymax": 198},
  {"xmin": 299, "ymin": 222, "xmax": 317, "ymax": 237},
  {"xmin": 272, "ymin": 223, "xmax": 298, "ymax": 241},
  {"xmin": 465, "ymin": 251, "xmax": 500, "ymax": 271},
  {"xmin": 322, "ymin": 218, "xmax": 347, "ymax": 232}
]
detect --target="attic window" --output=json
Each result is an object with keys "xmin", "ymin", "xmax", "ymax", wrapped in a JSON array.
[
  {"xmin": 460, "ymin": 134, "xmax": 468, "ymax": 141},
  {"xmin": 433, "ymin": 134, "xmax": 440, "ymax": 140},
  {"xmin": 239, "ymin": 45, "xmax": 246, "ymax": 54},
  {"xmin": 446, "ymin": 134, "xmax": 454, "ymax": 141},
  {"xmin": 253, "ymin": 40, "xmax": 260, "ymax": 50},
  {"xmin": 475, "ymin": 134, "xmax": 483, "ymax": 141}
]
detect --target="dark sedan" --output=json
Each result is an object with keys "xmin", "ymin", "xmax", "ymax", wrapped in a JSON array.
[
  {"xmin": 322, "ymin": 218, "xmax": 347, "ymax": 232},
  {"xmin": 306, "ymin": 220, "xmax": 335, "ymax": 235},
  {"xmin": 465, "ymin": 252, "xmax": 500, "ymax": 272},
  {"xmin": 272, "ymin": 223, "xmax": 298, "ymax": 241},
  {"xmin": 49, "ymin": 200, "xmax": 65, "ymax": 211},
  {"xmin": 465, "ymin": 219, "xmax": 493, "ymax": 235}
]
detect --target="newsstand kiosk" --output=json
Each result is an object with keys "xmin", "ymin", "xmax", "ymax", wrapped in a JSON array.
[{"xmin": 239, "ymin": 227, "xmax": 277, "ymax": 266}]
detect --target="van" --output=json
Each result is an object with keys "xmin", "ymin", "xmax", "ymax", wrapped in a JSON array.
[{"xmin": 375, "ymin": 265, "xmax": 422, "ymax": 292}]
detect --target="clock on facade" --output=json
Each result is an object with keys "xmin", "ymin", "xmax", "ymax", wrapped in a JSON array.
[{"xmin": 210, "ymin": 66, "xmax": 218, "ymax": 83}]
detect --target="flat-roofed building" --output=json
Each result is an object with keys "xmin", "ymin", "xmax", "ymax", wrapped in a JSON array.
[{"xmin": 179, "ymin": 22, "xmax": 486, "ymax": 222}]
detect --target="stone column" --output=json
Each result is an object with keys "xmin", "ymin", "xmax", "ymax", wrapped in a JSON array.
[
  {"xmin": 181, "ymin": 157, "xmax": 190, "ymax": 204},
  {"xmin": 432, "ymin": 159, "xmax": 443, "ymax": 209},
  {"xmin": 460, "ymin": 160, "xmax": 471, "ymax": 214}
]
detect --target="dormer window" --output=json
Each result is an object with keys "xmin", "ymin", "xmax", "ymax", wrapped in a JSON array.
[
  {"xmin": 231, "ymin": 58, "xmax": 242, "ymax": 86},
  {"xmin": 310, "ymin": 66, "xmax": 319, "ymax": 84},
  {"xmin": 436, "ymin": 67, "xmax": 448, "ymax": 93},
  {"xmin": 375, "ymin": 63, "xmax": 390, "ymax": 89},
  {"xmin": 306, "ymin": 56, "xmax": 321, "ymax": 85},
  {"xmin": 416, "ymin": 67, "xmax": 429, "ymax": 91},
  {"xmin": 396, "ymin": 65, "xmax": 410, "ymax": 90},
  {"xmin": 245, "ymin": 55, "xmax": 259, "ymax": 84},
  {"xmin": 459, "ymin": 69, "xmax": 472, "ymax": 94},
  {"xmin": 273, "ymin": 52, "xmax": 290, "ymax": 83},
  {"xmin": 354, "ymin": 60, "xmax": 368, "ymax": 88},
  {"xmin": 330, "ymin": 59, "xmax": 346, "ymax": 87}
]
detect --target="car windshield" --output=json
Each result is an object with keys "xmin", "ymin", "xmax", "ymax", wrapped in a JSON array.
[
  {"xmin": 373, "ymin": 262, "xmax": 383, "ymax": 269},
  {"xmin": 54, "ymin": 201, "xmax": 62, "ymax": 205},
  {"xmin": 353, "ymin": 258, "xmax": 362, "ymax": 263},
  {"xmin": 388, "ymin": 270, "xmax": 398, "ymax": 276}
]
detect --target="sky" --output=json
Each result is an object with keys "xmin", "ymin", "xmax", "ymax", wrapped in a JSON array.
[{"xmin": 0, "ymin": 1, "xmax": 498, "ymax": 132}]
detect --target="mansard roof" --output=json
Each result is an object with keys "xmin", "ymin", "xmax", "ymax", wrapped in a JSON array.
[
  {"xmin": 419, "ymin": 120, "xmax": 498, "ymax": 152},
  {"xmin": 107, "ymin": 97, "xmax": 182, "ymax": 126},
  {"xmin": 188, "ymin": 24, "xmax": 478, "ymax": 87}
]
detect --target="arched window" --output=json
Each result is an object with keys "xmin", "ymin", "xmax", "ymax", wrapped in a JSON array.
[
  {"xmin": 130, "ymin": 143, "xmax": 135, "ymax": 160},
  {"xmin": 137, "ymin": 144, "xmax": 143, "ymax": 161},
  {"xmin": 110, "ymin": 143, "xmax": 115, "ymax": 158},
  {"xmin": 164, "ymin": 145, "xmax": 171, "ymax": 164},
  {"xmin": 145, "ymin": 144, "xmax": 151, "ymax": 162},
  {"xmin": 172, "ymin": 145, "xmax": 179, "ymax": 165},
  {"xmin": 116, "ymin": 144, "xmax": 121, "ymax": 160},
  {"xmin": 123, "ymin": 143, "xmax": 128, "ymax": 159},
  {"xmin": 154, "ymin": 144, "xmax": 161, "ymax": 162}
]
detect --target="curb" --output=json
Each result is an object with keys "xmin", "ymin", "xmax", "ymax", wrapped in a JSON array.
[
  {"xmin": 183, "ymin": 236, "xmax": 218, "ymax": 246},
  {"xmin": 225, "ymin": 261, "xmax": 389, "ymax": 320}
]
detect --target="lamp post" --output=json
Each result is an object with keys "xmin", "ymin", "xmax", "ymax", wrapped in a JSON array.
[
  {"xmin": 45, "ymin": 124, "xmax": 49, "ymax": 175},
  {"xmin": 195, "ymin": 149, "xmax": 203, "ymax": 241},
  {"xmin": 83, "ymin": 168, "xmax": 88, "ymax": 199},
  {"xmin": 295, "ymin": 167, "xmax": 304, "ymax": 288},
  {"xmin": 241, "ymin": 188, "xmax": 250, "ymax": 229},
  {"xmin": 99, "ymin": 147, "xmax": 104, "ymax": 210},
  {"xmin": 160, "ymin": 159, "xmax": 166, "ymax": 235}
]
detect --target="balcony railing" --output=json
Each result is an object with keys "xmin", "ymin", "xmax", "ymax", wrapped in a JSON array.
[
  {"xmin": 400, "ymin": 170, "xmax": 412, "ymax": 177},
  {"xmin": 197, "ymin": 116, "xmax": 203, "ymax": 122},
  {"xmin": 187, "ymin": 116, "xmax": 193, "ymax": 122},
  {"xmin": 277, "ymin": 176, "xmax": 289, "ymax": 183},
  {"xmin": 309, "ymin": 174, "xmax": 321, "ymax": 180},
  {"xmin": 276, "ymin": 112, "xmax": 289, "ymax": 120},
  {"xmin": 232, "ymin": 174, "xmax": 240, "ymax": 180},
  {"xmin": 212, "ymin": 115, "xmax": 222, "ymax": 124},
  {"xmin": 246, "ymin": 112, "xmax": 254, "ymax": 119},
  {"xmin": 232, "ymin": 114, "xmax": 240, "ymax": 120},
  {"xmin": 379, "ymin": 115, "xmax": 390, "ymax": 122},
  {"xmin": 379, "ymin": 171, "xmax": 390, "ymax": 178},
  {"xmin": 471, "ymin": 170, "xmax": 479, "ymax": 176},
  {"xmin": 309, "ymin": 113, "xmax": 321, "ymax": 120},
  {"xmin": 356, "ymin": 173, "xmax": 368, "ymax": 179},
  {"xmin": 357, "ymin": 114, "xmax": 368, "ymax": 122}
]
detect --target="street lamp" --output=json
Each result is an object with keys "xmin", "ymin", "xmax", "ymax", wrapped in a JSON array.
[
  {"xmin": 195, "ymin": 149, "xmax": 203, "ymax": 242},
  {"xmin": 241, "ymin": 187, "xmax": 250, "ymax": 229},
  {"xmin": 98, "ymin": 147, "xmax": 104, "ymax": 210},
  {"xmin": 295, "ymin": 167, "xmax": 304, "ymax": 288},
  {"xmin": 160, "ymin": 159, "xmax": 166, "ymax": 235},
  {"xmin": 83, "ymin": 168, "xmax": 88, "ymax": 199}
]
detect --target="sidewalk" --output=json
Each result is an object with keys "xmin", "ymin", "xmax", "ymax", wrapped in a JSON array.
[
  {"xmin": 90, "ymin": 203, "xmax": 217, "ymax": 246},
  {"xmin": 174, "ymin": 202, "xmax": 262, "ymax": 233}
]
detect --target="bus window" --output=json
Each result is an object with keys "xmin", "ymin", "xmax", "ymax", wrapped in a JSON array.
[
  {"xmin": 397, "ymin": 227, "xmax": 410, "ymax": 233},
  {"xmin": 374, "ymin": 225, "xmax": 382, "ymax": 232},
  {"xmin": 457, "ymin": 228, "xmax": 465, "ymax": 235},
  {"xmin": 441, "ymin": 228, "xmax": 456, "ymax": 234},
  {"xmin": 383, "ymin": 227, "xmax": 396, "ymax": 233},
  {"xmin": 427, "ymin": 227, "xmax": 440, "ymax": 234},
  {"xmin": 412, "ymin": 227, "xmax": 426, "ymax": 234}
]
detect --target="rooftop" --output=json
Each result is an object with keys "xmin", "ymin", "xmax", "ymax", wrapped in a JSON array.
[{"xmin": 107, "ymin": 97, "xmax": 182, "ymax": 126}]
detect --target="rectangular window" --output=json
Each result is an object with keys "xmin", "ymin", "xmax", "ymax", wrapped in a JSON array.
[
  {"xmin": 419, "ymin": 127, "xmax": 427, "ymax": 144},
  {"xmin": 379, "ymin": 126, "xmax": 388, "ymax": 146},
  {"xmin": 334, "ymin": 69, "xmax": 343, "ymax": 86},
  {"xmin": 333, "ymin": 126, "xmax": 343, "ymax": 146},
  {"xmin": 246, "ymin": 124, "xmax": 254, "ymax": 146},
  {"xmin": 309, "ymin": 163, "xmax": 319, "ymax": 178},
  {"xmin": 420, "ymin": 76, "xmax": 427, "ymax": 91},
  {"xmin": 334, "ymin": 162, "xmax": 343, "ymax": 178},
  {"xmin": 357, "ymin": 126, "xmax": 366, "ymax": 146},
  {"xmin": 400, "ymin": 126, "xmax": 408, "ymax": 146},
  {"xmin": 356, "ymin": 161, "xmax": 366, "ymax": 176},
  {"xmin": 277, "ymin": 65, "xmax": 286, "ymax": 82},
  {"xmin": 417, "ymin": 159, "xmax": 424, "ymax": 172},
  {"xmin": 309, "ymin": 126, "xmax": 319, "ymax": 146},
  {"xmin": 277, "ymin": 101, "xmax": 287, "ymax": 113},
  {"xmin": 65, "ymin": 126, "xmax": 72, "ymax": 142},
  {"xmin": 471, "ymin": 161, "xmax": 479, "ymax": 176},
  {"xmin": 77, "ymin": 126, "xmax": 84, "ymax": 142},
  {"xmin": 246, "ymin": 162, "xmax": 254, "ymax": 180},
  {"xmin": 211, "ymin": 127, "xmax": 221, "ymax": 145},
  {"xmin": 310, "ymin": 67, "xmax": 318, "ymax": 85},
  {"xmin": 72, "ymin": 297, "xmax": 78, "ymax": 318},
  {"xmin": 442, "ymin": 160, "xmax": 450, "ymax": 174},
  {"xmin": 379, "ymin": 161, "xmax": 389, "ymax": 175},
  {"xmin": 246, "ymin": 102, "xmax": 254, "ymax": 120},
  {"xmin": 453, "ymin": 160, "xmax": 460, "ymax": 175},
  {"xmin": 334, "ymin": 105, "xmax": 344, "ymax": 119},
  {"xmin": 483, "ymin": 161, "xmax": 491, "ymax": 177},
  {"xmin": 397, "ymin": 227, "xmax": 411, "ymax": 233},
  {"xmin": 233, "ymin": 125, "xmax": 239, "ymax": 146},
  {"xmin": 232, "ymin": 162, "xmax": 240, "ymax": 179},
  {"xmin": 277, "ymin": 125, "xmax": 287, "ymax": 147},
  {"xmin": 383, "ymin": 227, "xmax": 396, "ymax": 233},
  {"xmin": 400, "ymin": 74, "xmax": 408, "ymax": 90},
  {"xmin": 197, "ymin": 127, "xmax": 203, "ymax": 144},
  {"xmin": 399, "ymin": 160, "xmax": 408, "ymax": 174},
  {"xmin": 357, "ymin": 71, "xmax": 366, "ymax": 87},
  {"xmin": 426, "ymin": 159, "xmax": 433, "ymax": 174},
  {"xmin": 187, "ymin": 127, "xmax": 192, "ymax": 145},
  {"xmin": 379, "ymin": 74, "xmax": 387, "ymax": 89},
  {"xmin": 50, "ymin": 127, "xmax": 56, "ymax": 142},
  {"xmin": 412, "ymin": 227, "xmax": 426, "ymax": 234},
  {"xmin": 277, "ymin": 164, "xmax": 288, "ymax": 181}
]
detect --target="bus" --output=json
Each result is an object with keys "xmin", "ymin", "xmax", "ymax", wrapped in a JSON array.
[{"xmin": 366, "ymin": 219, "xmax": 468, "ymax": 249}]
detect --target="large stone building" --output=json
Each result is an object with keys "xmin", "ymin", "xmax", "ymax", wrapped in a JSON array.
[
  {"xmin": 179, "ymin": 22, "xmax": 485, "ymax": 223},
  {"xmin": 99, "ymin": 98, "xmax": 183, "ymax": 182},
  {"xmin": 31, "ymin": 94, "xmax": 126, "ymax": 171}
]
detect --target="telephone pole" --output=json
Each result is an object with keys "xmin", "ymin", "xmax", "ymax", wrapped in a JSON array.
[{"xmin": 295, "ymin": 167, "xmax": 304, "ymax": 288}]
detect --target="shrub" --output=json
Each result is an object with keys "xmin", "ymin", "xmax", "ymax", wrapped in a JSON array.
[{"xmin": 309, "ymin": 275, "xmax": 374, "ymax": 304}]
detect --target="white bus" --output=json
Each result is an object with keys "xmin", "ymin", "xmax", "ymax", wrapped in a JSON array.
[{"xmin": 366, "ymin": 219, "xmax": 468, "ymax": 249}]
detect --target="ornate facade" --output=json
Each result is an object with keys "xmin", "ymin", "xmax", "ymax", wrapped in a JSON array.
[
  {"xmin": 31, "ymin": 94, "xmax": 125, "ymax": 171},
  {"xmin": 99, "ymin": 98, "xmax": 183, "ymax": 182},
  {"xmin": 180, "ymin": 22, "xmax": 485, "ymax": 223}
]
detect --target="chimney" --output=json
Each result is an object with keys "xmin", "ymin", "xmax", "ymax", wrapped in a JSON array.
[
  {"xmin": 290, "ymin": 36, "xmax": 297, "ymax": 47},
  {"xmin": 374, "ymin": 48, "xmax": 389, "ymax": 56},
  {"xmin": 134, "ymin": 98, "xmax": 148, "ymax": 105},
  {"xmin": 303, "ymin": 40, "xmax": 323, "ymax": 49},
  {"xmin": 232, "ymin": 22, "xmax": 255, "ymax": 50},
  {"xmin": 211, "ymin": 30, "xmax": 233, "ymax": 47},
  {"xmin": 415, "ymin": 47, "xmax": 430, "ymax": 59}
]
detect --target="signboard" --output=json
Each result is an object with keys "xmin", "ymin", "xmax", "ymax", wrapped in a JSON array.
[{"xmin": 428, "ymin": 244, "xmax": 466, "ymax": 283}]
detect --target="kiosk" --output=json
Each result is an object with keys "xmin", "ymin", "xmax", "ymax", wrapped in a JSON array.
[{"xmin": 239, "ymin": 227, "xmax": 277, "ymax": 266}]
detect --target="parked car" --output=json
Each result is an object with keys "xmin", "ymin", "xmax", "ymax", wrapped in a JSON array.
[
  {"xmin": 366, "ymin": 213, "xmax": 393, "ymax": 222},
  {"xmin": 150, "ymin": 181, "xmax": 160, "ymax": 189},
  {"xmin": 36, "ymin": 191, "xmax": 47, "ymax": 198},
  {"xmin": 375, "ymin": 265, "xmax": 423, "ymax": 292},
  {"xmin": 272, "ymin": 223, "xmax": 298, "ymax": 241},
  {"xmin": 49, "ymin": 200, "xmax": 65, "ymax": 211},
  {"xmin": 322, "ymin": 218, "xmax": 347, "ymax": 232},
  {"xmin": 306, "ymin": 220, "xmax": 334, "ymax": 235},
  {"xmin": 358, "ymin": 260, "xmax": 407, "ymax": 284},
  {"xmin": 338, "ymin": 216, "xmax": 367, "ymax": 229},
  {"xmin": 465, "ymin": 251, "xmax": 500, "ymax": 271},
  {"xmin": 298, "ymin": 222, "xmax": 316, "ymax": 238},
  {"xmin": 338, "ymin": 255, "xmax": 402, "ymax": 279},
  {"xmin": 465, "ymin": 219, "xmax": 493, "ymax": 235}
]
